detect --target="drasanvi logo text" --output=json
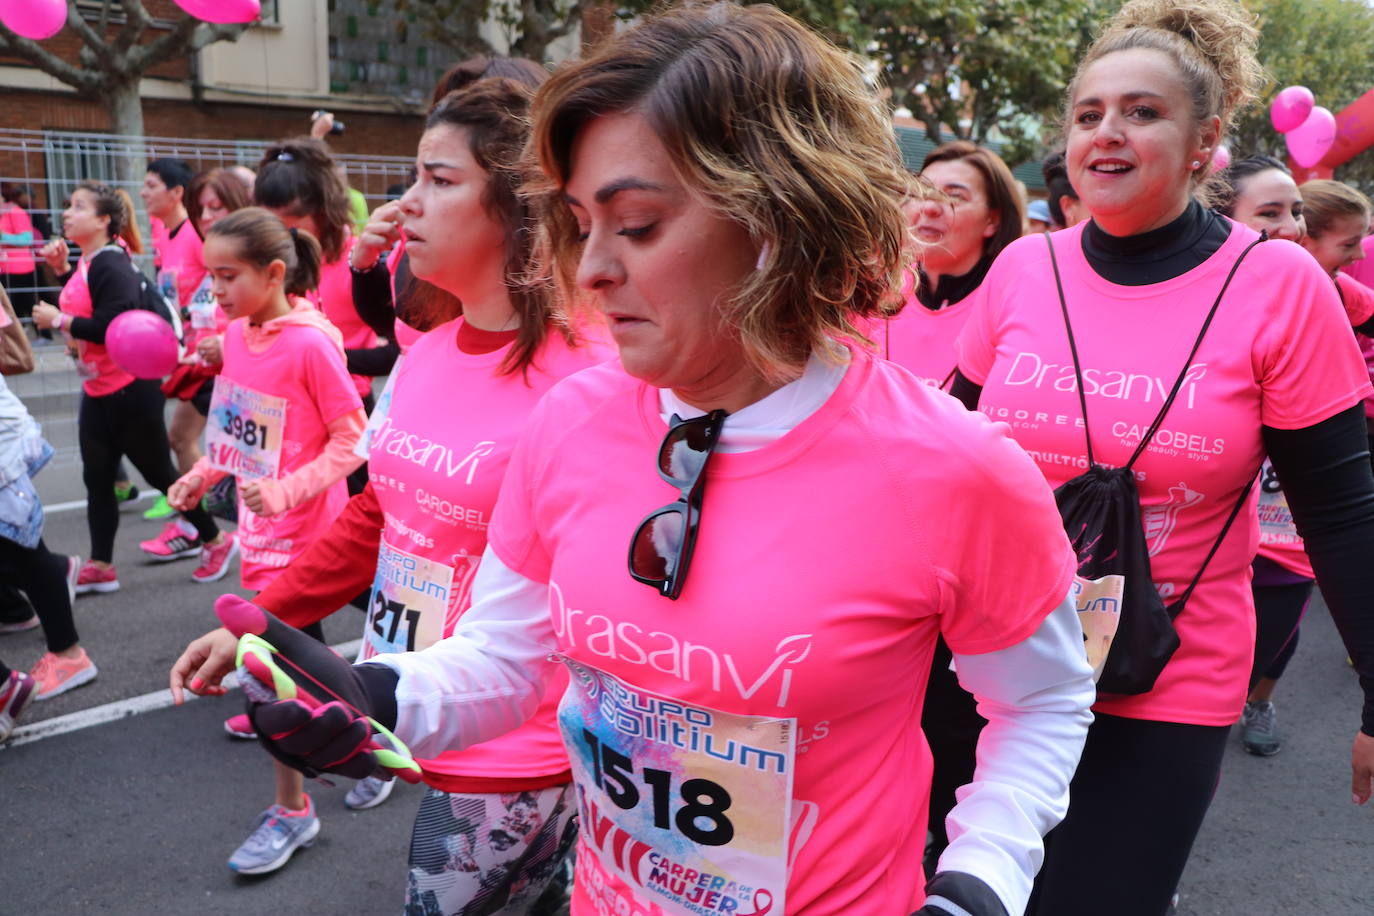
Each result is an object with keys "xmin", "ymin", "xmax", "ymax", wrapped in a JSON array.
[
  {"xmin": 550, "ymin": 581, "xmax": 813, "ymax": 708},
  {"xmin": 1003, "ymin": 351, "xmax": 1209, "ymax": 409}
]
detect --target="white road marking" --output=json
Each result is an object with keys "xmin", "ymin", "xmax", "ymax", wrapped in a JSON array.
[
  {"xmin": 1, "ymin": 638, "xmax": 363, "ymax": 749},
  {"xmin": 44, "ymin": 490, "xmax": 155, "ymax": 514}
]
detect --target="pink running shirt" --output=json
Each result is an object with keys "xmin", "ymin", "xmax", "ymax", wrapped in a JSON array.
[
  {"xmin": 875, "ymin": 271, "xmax": 982, "ymax": 387},
  {"xmin": 959, "ymin": 221, "xmax": 1370, "ymax": 726},
  {"xmin": 59, "ymin": 250, "xmax": 135, "ymax": 397},
  {"xmin": 307, "ymin": 235, "xmax": 376, "ymax": 397},
  {"xmin": 0, "ymin": 202, "xmax": 35, "ymax": 275},
  {"xmin": 149, "ymin": 216, "xmax": 206, "ymax": 312},
  {"xmin": 363, "ymin": 318, "xmax": 612, "ymax": 783},
  {"xmin": 489, "ymin": 346, "xmax": 1076, "ymax": 916},
  {"xmin": 1336, "ymin": 273, "xmax": 1374, "ymax": 327},
  {"xmin": 215, "ymin": 316, "xmax": 363, "ymax": 589}
]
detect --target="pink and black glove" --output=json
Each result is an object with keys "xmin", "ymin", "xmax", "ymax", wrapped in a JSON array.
[{"xmin": 216, "ymin": 594, "xmax": 415, "ymax": 783}]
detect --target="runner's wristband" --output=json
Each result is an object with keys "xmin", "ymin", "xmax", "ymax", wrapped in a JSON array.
[{"xmin": 911, "ymin": 872, "xmax": 1008, "ymax": 916}]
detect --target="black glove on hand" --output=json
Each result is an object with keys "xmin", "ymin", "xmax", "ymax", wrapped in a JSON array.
[
  {"xmin": 910, "ymin": 872, "xmax": 1009, "ymax": 916},
  {"xmin": 216, "ymin": 594, "xmax": 403, "ymax": 781}
]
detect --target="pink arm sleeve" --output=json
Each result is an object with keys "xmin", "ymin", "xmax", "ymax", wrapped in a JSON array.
[
  {"xmin": 254, "ymin": 409, "xmax": 366, "ymax": 516},
  {"xmin": 175, "ymin": 457, "xmax": 228, "ymax": 504}
]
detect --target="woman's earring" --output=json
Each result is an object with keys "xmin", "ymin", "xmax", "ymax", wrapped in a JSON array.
[{"xmin": 1191, "ymin": 160, "xmax": 1202, "ymax": 170}]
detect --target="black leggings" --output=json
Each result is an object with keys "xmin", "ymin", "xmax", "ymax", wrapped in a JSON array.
[
  {"xmin": 79, "ymin": 378, "xmax": 217, "ymax": 563},
  {"xmin": 1250, "ymin": 572, "xmax": 1313, "ymax": 689},
  {"xmin": 1027, "ymin": 713, "xmax": 1230, "ymax": 916},
  {"xmin": 0, "ymin": 537, "xmax": 78, "ymax": 653}
]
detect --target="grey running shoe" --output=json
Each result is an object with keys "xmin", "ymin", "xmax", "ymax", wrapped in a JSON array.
[
  {"xmin": 227, "ymin": 801, "xmax": 320, "ymax": 874},
  {"xmin": 344, "ymin": 775, "xmax": 395, "ymax": 811},
  {"xmin": 1240, "ymin": 700, "xmax": 1282, "ymax": 756}
]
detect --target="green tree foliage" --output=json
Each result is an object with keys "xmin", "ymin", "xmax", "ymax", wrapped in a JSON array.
[
  {"xmin": 1230, "ymin": 0, "xmax": 1374, "ymax": 191},
  {"xmin": 392, "ymin": 0, "xmax": 622, "ymax": 63},
  {"xmin": 857, "ymin": 0, "xmax": 1109, "ymax": 165}
]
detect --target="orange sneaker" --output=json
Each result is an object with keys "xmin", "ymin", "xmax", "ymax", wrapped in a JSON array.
[{"xmin": 30, "ymin": 648, "xmax": 98, "ymax": 700}]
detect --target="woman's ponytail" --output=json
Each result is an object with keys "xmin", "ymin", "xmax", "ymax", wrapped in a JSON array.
[
  {"xmin": 113, "ymin": 189, "xmax": 143, "ymax": 254},
  {"xmin": 285, "ymin": 227, "xmax": 322, "ymax": 297}
]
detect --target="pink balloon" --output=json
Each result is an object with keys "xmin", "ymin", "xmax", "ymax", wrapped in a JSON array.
[
  {"xmin": 173, "ymin": 0, "xmax": 261, "ymax": 25},
  {"xmin": 1271, "ymin": 86, "xmax": 1315, "ymax": 134},
  {"xmin": 106, "ymin": 311, "xmax": 179, "ymax": 380},
  {"xmin": 1211, "ymin": 146, "xmax": 1231, "ymax": 172},
  {"xmin": 1286, "ymin": 106, "xmax": 1338, "ymax": 169},
  {"xmin": 0, "ymin": 0, "xmax": 67, "ymax": 40}
]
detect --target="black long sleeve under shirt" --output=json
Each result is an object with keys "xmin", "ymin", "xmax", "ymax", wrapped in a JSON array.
[
  {"xmin": 949, "ymin": 205, "xmax": 1374, "ymax": 734},
  {"xmin": 66, "ymin": 248, "xmax": 143, "ymax": 345}
]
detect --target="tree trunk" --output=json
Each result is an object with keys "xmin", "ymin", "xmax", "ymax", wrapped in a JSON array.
[
  {"xmin": 107, "ymin": 78, "xmax": 146, "ymax": 190},
  {"xmin": 106, "ymin": 77, "xmax": 152, "ymax": 260}
]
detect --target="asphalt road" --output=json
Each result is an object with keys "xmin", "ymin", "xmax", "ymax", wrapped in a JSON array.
[{"xmin": 1, "ymin": 373, "xmax": 1372, "ymax": 915}]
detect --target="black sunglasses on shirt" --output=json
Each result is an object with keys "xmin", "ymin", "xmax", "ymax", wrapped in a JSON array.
[{"xmin": 627, "ymin": 409, "xmax": 728, "ymax": 600}]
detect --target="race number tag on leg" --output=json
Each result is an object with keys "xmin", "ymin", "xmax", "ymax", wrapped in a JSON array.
[
  {"xmin": 360, "ymin": 540, "xmax": 453, "ymax": 659},
  {"xmin": 559, "ymin": 656, "xmax": 795, "ymax": 916},
  {"xmin": 206, "ymin": 377, "xmax": 287, "ymax": 480},
  {"xmin": 1073, "ymin": 574, "xmax": 1123, "ymax": 681}
]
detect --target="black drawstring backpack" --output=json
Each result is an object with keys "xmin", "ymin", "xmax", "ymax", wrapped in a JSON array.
[{"xmin": 1045, "ymin": 232, "xmax": 1261, "ymax": 695}]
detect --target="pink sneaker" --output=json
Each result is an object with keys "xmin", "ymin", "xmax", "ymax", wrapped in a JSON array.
[
  {"xmin": 30, "ymin": 648, "xmax": 98, "ymax": 700},
  {"xmin": 74, "ymin": 561, "xmax": 120, "ymax": 595},
  {"xmin": 139, "ymin": 520, "xmax": 202, "ymax": 562},
  {"xmin": 224, "ymin": 713, "xmax": 257, "ymax": 739},
  {"xmin": 192, "ymin": 534, "xmax": 239, "ymax": 584}
]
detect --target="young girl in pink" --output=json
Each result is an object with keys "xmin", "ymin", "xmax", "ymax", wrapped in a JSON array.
[{"xmin": 168, "ymin": 207, "xmax": 366, "ymax": 876}]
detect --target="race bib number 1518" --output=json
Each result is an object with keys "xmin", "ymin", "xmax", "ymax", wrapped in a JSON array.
[{"xmin": 558, "ymin": 657, "xmax": 795, "ymax": 916}]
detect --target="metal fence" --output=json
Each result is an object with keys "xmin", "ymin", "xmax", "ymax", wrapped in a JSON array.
[{"xmin": 0, "ymin": 128, "xmax": 414, "ymax": 466}]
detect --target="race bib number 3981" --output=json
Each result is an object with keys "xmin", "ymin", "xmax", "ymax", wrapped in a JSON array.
[
  {"xmin": 558, "ymin": 657, "xmax": 795, "ymax": 916},
  {"xmin": 206, "ymin": 377, "xmax": 287, "ymax": 480}
]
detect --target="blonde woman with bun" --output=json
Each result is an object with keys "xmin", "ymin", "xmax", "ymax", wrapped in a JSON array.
[{"xmin": 951, "ymin": 1, "xmax": 1374, "ymax": 912}]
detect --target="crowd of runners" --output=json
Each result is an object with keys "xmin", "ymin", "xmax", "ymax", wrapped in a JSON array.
[{"xmin": 2, "ymin": 2, "xmax": 1374, "ymax": 915}]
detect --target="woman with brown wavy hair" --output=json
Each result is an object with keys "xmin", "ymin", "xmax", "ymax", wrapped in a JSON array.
[{"xmin": 193, "ymin": 6, "xmax": 1095, "ymax": 915}]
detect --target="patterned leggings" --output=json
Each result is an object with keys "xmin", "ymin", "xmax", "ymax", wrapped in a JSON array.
[{"xmin": 405, "ymin": 783, "xmax": 578, "ymax": 916}]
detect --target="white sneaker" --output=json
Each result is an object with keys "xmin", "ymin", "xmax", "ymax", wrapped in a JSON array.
[{"xmin": 343, "ymin": 775, "xmax": 395, "ymax": 810}]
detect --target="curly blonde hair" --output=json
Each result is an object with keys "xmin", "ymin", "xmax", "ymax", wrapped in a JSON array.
[
  {"xmin": 1069, "ymin": 0, "xmax": 1264, "ymax": 197},
  {"xmin": 525, "ymin": 2, "xmax": 910, "ymax": 381}
]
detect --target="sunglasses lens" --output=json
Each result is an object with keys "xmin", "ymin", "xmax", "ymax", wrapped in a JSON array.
[
  {"xmin": 657, "ymin": 418, "xmax": 717, "ymax": 484},
  {"xmin": 629, "ymin": 508, "xmax": 685, "ymax": 582}
]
